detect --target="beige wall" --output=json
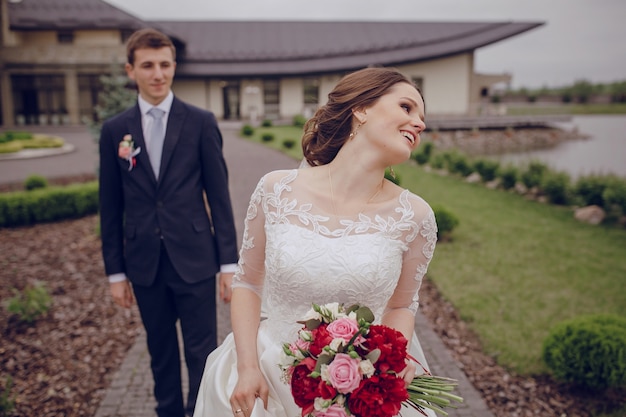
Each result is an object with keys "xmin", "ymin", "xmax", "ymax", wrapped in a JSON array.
[
  {"xmin": 173, "ymin": 79, "xmax": 209, "ymax": 109},
  {"xmin": 74, "ymin": 30, "xmax": 121, "ymax": 46},
  {"xmin": 207, "ymin": 79, "xmax": 224, "ymax": 119},
  {"xmin": 9, "ymin": 29, "xmax": 120, "ymax": 47},
  {"xmin": 240, "ymin": 79, "xmax": 263, "ymax": 121},
  {"xmin": 399, "ymin": 53, "xmax": 472, "ymax": 115},
  {"xmin": 279, "ymin": 78, "xmax": 303, "ymax": 119},
  {"xmin": 318, "ymin": 74, "xmax": 342, "ymax": 107}
]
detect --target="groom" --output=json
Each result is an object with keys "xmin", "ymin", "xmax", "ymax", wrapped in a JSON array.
[{"xmin": 98, "ymin": 28, "xmax": 239, "ymax": 417}]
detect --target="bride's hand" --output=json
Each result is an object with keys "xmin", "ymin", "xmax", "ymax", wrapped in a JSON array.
[
  {"xmin": 398, "ymin": 359, "xmax": 417, "ymax": 386},
  {"xmin": 230, "ymin": 367, "xmax": 269, "ymax": 416}
]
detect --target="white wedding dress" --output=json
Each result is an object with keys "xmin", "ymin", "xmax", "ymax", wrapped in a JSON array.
[{"xmin": 194, "ymin": 169, "xmax": 438, "ymax": 417}]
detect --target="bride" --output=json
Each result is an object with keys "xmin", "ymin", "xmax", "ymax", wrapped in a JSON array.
[{"xmin": 194, "ymin": 67, "xmax": 437, "ymax": 417}]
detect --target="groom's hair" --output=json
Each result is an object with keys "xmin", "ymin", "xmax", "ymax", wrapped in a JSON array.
[{"xmin": 126, "ymin": 28, "xmax": 176, "ymax": 65}]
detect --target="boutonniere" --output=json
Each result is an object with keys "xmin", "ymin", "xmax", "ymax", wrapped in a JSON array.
[{"xmin": 118, "ymin": 134, "xmax": 141, "ymax": 171}]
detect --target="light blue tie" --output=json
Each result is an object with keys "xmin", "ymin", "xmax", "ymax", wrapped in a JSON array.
[{"xmin": 147, "ymin": 107, "xmax": 165, "ymax": 178}]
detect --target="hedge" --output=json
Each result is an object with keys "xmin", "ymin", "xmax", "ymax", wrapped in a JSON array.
[{"xmin": 0, "ymin": 181, "xmax": 98, "ymax": 228}]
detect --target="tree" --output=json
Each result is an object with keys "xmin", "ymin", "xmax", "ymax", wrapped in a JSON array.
[
  {"xmin": 609, "ymin": 81, "xmax": 626, "ymax": 103},
  {"xmin": 88, "ymin": 63, "xmax": 137, "ymax": 142}
]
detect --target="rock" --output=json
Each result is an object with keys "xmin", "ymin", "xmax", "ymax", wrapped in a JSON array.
[
  {"xmin": 514, "ymin": 182, "xmax": 528, "ymax": 195},
  {"xmin": 486, "ymin": 179, "xmax": 500, "ymax": 189},
  {"xmin": 466, "ymin": 172, "xmax": 482, "ymax": 183},
  {"xmin": 574, "ymin": 205, "xmax": 606, "ymax": 225}
]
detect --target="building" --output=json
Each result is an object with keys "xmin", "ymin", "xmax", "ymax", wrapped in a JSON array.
[{"xmin": 0, "ymin": 0, "xmax": 543, "ymax": 128}]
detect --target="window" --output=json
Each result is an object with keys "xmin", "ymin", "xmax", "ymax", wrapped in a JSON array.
[
  {"xmin": 121, "ymin": 29, "xmax": 134, "ymax": 44},
  {"xmin": 57, "ymin": 31, "xmax": 74, "ymax": 44},
  {"xmin": 263, "ymin": 79, "xmax": 280, "ymax": 120},
  {"xmin": 78, "ymin": 74, "xmax": 103, "ymax": 122},
  {"xmin": 303, "ymin": 77, "xmax": 319, "ymax": 105},
  {"xmin": 302, "ymin": 77, "xmax": 319, "ymax": 117},
  {"xmin": 11, "ymin": 74, "xmax": 66, "ymax": 125}
]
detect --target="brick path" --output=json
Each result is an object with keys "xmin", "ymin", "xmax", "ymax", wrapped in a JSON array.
[{"xmin": 0, "ymin": 124, "xmax": 494, "ymax": 417}]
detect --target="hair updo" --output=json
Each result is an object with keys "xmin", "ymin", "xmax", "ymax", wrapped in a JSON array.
[{"xmin": 301, "ymin": 67, "xmax": 419, "ymax": 166}]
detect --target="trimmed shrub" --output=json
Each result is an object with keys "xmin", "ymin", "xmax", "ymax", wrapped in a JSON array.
[
  {"xmin": 541, "ymin": 171, "xmax": 571, "ymax": 205},
  {"xmin": 293, "ymin": 114, "xmax": 307, "ymax": 128},
  {"xmin": 473, "ymin": 159, "xmax": 500, "ymax": 182},
  {"xmin": 413, "ymin": 142, "xmax": 434, "ymax": 165},
  {"xmin": 3, "ymin": 131, "xmax": 33, "ymax": 141},
  {"xmin": 432, "ymin": 205, "xmax": 459, "ymax": 239},
  {"xmin": 429, "ymin": 153, "xmax": 446, "ymax": 170},
  {"xmin": 24, "ymin": 175, "xmax": 48, "ymax": 191},
  {"xmin": 603, "ymin": 178, "xmax": 626, "ymax": 216},
  {"xmin": 261, "ymin": 133, "xmax": 274, "ymax": 143},
  {"xmin": 0, "ymin": 134, "xmax": 62, "ymax": 153},
  {"xmin": 521, "ymin": 160, "xmax": 549, "ymax": 189},
  {"xmin": 240, "ymin": 124, "xmax": 254, "ymax": 137},
  {"xmin": 542, "ymin": 314, "xmax": 626, "ymax": 390},
  {"xmin": 0, "ymin": 181, "xmax": 98, "ymax": 227},
  {"xmin": 385, "ymin": 168, "xmax": 401, "ymax": 185},
  {"xmin": 573, "ymin": 174, "xmax": 611, "ymax": 207},
  {"xmin": 282, "ymin": 138, "xmax": 296, "ymax": 149},
  {"xmin": 499, "ymin": 165, "xmax": 519, "ymax": 190},
  {"xmin": 0, "ymin": 141, "xmax": 22, "ymax": 154},
  {"xmin": 21, "ymin": 135, "xmax": 63, "ymax": 149},
  {"xmin": 445, "ymin": 151, "xmax": 473, "ymax": 177},
  {"xmin": 261, "ymin": 119, "xmax": 273, "ymax": 127}
]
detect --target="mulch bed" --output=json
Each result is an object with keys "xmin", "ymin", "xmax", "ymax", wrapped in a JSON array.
[
  {"xmin": 0, "ymin": 212, "xmax": 624, "ymax": 416},
  {"xmin": 0, "ymin": 215, "xmax": 140, "ymax": 417}
]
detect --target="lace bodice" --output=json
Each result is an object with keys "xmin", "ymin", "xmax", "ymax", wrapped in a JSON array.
[{"xmin": 232, "ymin": 169, "xmax": 437, "ymax": 340}]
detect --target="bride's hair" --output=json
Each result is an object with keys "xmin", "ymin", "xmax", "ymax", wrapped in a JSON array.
[{"xmin": 301, "ymin": 67, "xmax": 421, "ymax": 167}]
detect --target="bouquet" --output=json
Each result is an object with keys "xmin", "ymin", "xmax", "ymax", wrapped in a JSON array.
[{"xmin": 280, "ymin": 303, "xmax": 463, "ymax": 417}]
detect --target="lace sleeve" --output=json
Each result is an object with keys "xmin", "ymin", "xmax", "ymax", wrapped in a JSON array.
[
  {"xmin": 385, "ymin": 196, "xmax": 437, "ymax": 315},
  {"xmin": 231, "ymin": 175, "xmax": 267, "ymax": 298}
]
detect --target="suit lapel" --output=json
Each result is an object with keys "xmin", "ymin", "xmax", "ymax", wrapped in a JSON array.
[
  {"xmin": 158, "ymin": 97, "xmax": 186, "ymax": 183},
  {"xmin": 125, "ymin": 106, "xmax": 158, "ymax": 186}
]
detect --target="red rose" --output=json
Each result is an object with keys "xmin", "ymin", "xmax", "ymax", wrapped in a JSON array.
[
  {"xmin": 309, "ymin": 324, "xmax": 333, "ymax": 356},
  {"xmin": 363, "ymin": 325, "xmax": 408, "ymax": 373},
  {"xmin": 317, "ymin": 378, "xmax": 337, "ymax": 400},
  {"xmin": 347, "ymin": 373, "xmax": 408, "ymax": 417},
  {"xmin": 290, "ymin": 357, "xmax": 319, "ymax": 412}
]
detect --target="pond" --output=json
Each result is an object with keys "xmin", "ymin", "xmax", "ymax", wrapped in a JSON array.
[{"xmin": 497, "ymin": 115, "xmax": 626, "ymax": 179}]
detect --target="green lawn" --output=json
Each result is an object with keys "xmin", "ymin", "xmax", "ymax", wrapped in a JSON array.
[
  {"xmin": 243, "ymin": 124, "xmax": 626, "ymax": 377},
  {"xmin": 396, "ymin": 163, "xmax": 626, "ymax": 375}
]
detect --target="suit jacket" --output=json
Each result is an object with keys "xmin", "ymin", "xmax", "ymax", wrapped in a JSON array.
[{"xmin": 99, "ymin": 97, "xmax": 239, "ymax": 286}]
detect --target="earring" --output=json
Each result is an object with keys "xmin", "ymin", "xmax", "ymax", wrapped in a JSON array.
[
  {"xmin": 348, "ymin": 123, "xmax": 362, "ymax": 139},
  {"xmin": 389, "ymin": 166, "xmax": 397, "ymax": 180}
]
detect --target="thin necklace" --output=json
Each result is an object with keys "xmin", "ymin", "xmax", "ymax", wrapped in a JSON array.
[{"xmin": 327, "ymin": 165, "xmax": 384, "ymax": 216}]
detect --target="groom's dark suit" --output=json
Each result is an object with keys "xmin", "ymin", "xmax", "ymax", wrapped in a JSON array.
[{"xmin": 99, "ymin": 96, "xmax": 238, "ymax": 416}]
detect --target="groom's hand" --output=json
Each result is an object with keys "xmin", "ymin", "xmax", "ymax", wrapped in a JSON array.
[
  {"xmin": 110, "ymin": 280, "xmax": 134, "ymax": 308},
  {"xmin": 219, "ymin": 272, "xmax": 234, "ymax": 303}
]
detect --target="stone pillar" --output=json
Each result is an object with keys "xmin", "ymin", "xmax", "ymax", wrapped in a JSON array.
[
  {"xmin": 0, "ymin": 70, "xmax": 14, "ymax": 128},
  {"xmin": 64, "ymin": 69, "xmax": 80, "ymax": 125}
]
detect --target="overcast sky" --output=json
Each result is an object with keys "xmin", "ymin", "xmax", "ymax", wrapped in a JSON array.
[{"xmin": 104, "ymin": 0, "xmax": 624, "ymax": 89}]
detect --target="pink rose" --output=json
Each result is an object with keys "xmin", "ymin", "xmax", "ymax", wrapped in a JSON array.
[
  {"xmin": 327, "ymin": 353, "xmax": 361, "ymax": 394},
  {"xmin": 326, "ymin": 317, "xmax": 360, "ymax": 344},
  {"xmin": 290, "ymin": 337, "xmax": 310, "ymax": 355},
  {"xmin": 118, "ymin": 144, "xmax": 132, "ymax": 159},
  {"xmin": 313, "ymin": 404, "xmax": 348, "ymax": 417}
]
